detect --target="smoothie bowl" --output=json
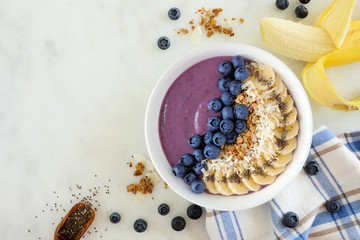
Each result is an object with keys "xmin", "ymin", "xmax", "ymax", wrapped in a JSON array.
[{"xmin": 145, "ymin": 43, "xmax": 312, "ymax": 211}]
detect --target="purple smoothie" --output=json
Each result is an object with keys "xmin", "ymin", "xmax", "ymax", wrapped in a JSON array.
[{"xmin": 159, "ymin": 56, "xmax": 232, "ymax": 166}]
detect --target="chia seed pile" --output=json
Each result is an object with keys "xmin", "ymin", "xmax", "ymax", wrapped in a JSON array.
[{"xmin": 58, "ymin": 205, "xmax": 91, "ymax": 239}]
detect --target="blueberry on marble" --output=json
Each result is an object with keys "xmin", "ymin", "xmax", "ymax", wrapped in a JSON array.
[
  {"xmin": 300, "ymin": 0, "xmax": 310, "ymax": 4},
  {"xmin": 218, "ymin": 60, "xmax": 234, "ymax": 77},
  {"xmin": 173, "ymin": 164, "xmax": 187, "ymax": 177},
  {"xmin": 326, "ymin": 200, "xmax": 341, "ymax": 213},
  {"xmin": 234, "ymin": 104, "xmax": 249, "ymax": 120},
  {"xmin": 295, "ymin": 5, "xmax": 308, "ymax": 18},
  {"xmin": 168, "ymin": 7, "xmax": 181, "ymax": 20},
  {"xmin": 218, "ymin": 77, "xmax": 231, "ymax": 92},
  {"xmin": 157, "ymin": 36, "xmax": 170, "ymax": 50},
  {"xmin": 234, "ymin": 120, "xmax": 247, "ymax": 134},
  {"xmin": 232, "ymin": 55, "xmax": 245, "ymax": 69},
  {"xmin": 187, "ymin": 204, "xmax": 203, "ymax": 220},
  {"xmin": 203, "ymin": 144, "xmax": 220, "ymax": 159},
  {"xmin": 134, "ymin": 219, "xmax": 147, "ymax": 233},
  {"xmin": 226, "ymin": 132, "xmax": 238, "ymax": 144},
  {"xmin": 193, "ymin": 148, "xmax": 205, "ymax": 161},
  {"xmin": 193, "ymin": 162, "xmax": 205, "ymax": 175},
  {"xmin": 207, "ymin": 116, "xmax": 222, "ymax": 131},
  {"xmin": 282, "ymin": 211, "xmax": 299, "ymax": 228},
  {"xmin": 208, "ymin": 98, "xmax": 223, "ymax": 112},
  {"xmin": 188, "ymin": 134, "xmax": 203, "ymax": 148},
  {"xmin": 203, "ymin": 131, "xmax": 214, "ymax": 145},
  {"xmin": 109, "ymin": 212, "xmax": 121, "ymax": 224},
  {"xmin": 276, "ymin": 0, "xmax": 289, "ymax": 10},
  {"xmin": 221, "ymin": 92, "xmax": 235, "ymax": 106},
  {"xmin": 234, "ymin": 66, "xmax": 249, "ymax": 81},
  {"xmin": 190, "ymin": 179, "xmax": 205, "ymax": 194},
  {"xmin": 304, "ymin": 160, "xmax": 320, "ymax": 176},
  {"xmin": 229, "ymin": 80, "xmax": 243, "ymax": 96},
  {"xmin": 222, "ymin": 106, "xmax": 234, "ymax": 120},
  {"xmin": 184, "ymin": 172, "xmax": 197, "ymax": 184},
  {"xmin": 213, "ymin": 132, "xmax": 226, "ymax": 146},
  {"xmin": 171, "ymin": 216, "xmax": 186, "ymax": 231},
  {"xmin": 158, "ymin": 203, "xmax": 170, "ymax": 216},
  {"xmin": 180, "ymin": 154, "xmax": 195, "ymax": 166},
  {"xmin": 220, "ymin": 119, "xmax": 234, "ymax": 134}
]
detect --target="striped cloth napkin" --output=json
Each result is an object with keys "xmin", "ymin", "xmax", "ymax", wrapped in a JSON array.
[{"xmin": 206, "ymin": 126, "xmax": 360, "ymax": 240}]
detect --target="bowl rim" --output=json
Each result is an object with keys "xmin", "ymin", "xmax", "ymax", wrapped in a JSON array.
[{"xmin": 145, "ymin": 43, "xmax": 313, "ymax": 211}]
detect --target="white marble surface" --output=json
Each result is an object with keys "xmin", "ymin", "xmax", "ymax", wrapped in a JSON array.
[{"xmin": 0, "ymin": 0, "xmax": 359, "ymax": 239}]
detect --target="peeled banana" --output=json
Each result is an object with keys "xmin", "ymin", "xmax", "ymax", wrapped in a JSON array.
[{"xmin": 259, "ymin": 0, "xmax": 360, "ymax": 111}]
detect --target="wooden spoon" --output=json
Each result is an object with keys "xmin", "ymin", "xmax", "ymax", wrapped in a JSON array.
[{"xmin": 54, "ymin": 202, "xmax": 95, "ymax": 240}]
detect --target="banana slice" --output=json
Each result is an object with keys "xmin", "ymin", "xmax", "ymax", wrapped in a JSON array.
[
  {"xmin": 203, "ymin": 172, "xmax": 218, "ymax": 194},
  {"xmin": 277, "ymin": 137, "xmax": 298, "ymax": 155},
  {"xmin": 274, "ymin": 121, "xmax": 299, "ymax": 140},
  {"xmin": 246, "ymin": 62, "xmax": 275, "ymax": 91},
  {"xmin": 257, "ymin": 158, "xmax": 286, "ymax": 176},
  {"xmin": 226, "ymin": 170, "xmax": 249, "ymax": 195},
  {"xmin": 271, "ymin": 152, "xmax": 293, "ymax": 168},
  {"xmin": 273, "ymin": 74, "xmax": 284, "ymax": 94},
  {"xmin": 250, "ymin": 168, "xmax": 277, "ymax": 185},
  {"xmin": 214, "ymin": 170, "xmax": 233, "ymax": 196},
  {"xmin": 241, "ymin": 175, "xmax": 261, "ymax": 192},
  {"xmin": 279, "ymin": 107, "xmax": 297, "ymax": 127}
]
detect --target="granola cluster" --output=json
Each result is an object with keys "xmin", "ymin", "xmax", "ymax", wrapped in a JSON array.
[
  {"xmin": 177, "ymin": 7, "xmax": 245, "ymax": 38},
  {"xmin": 126, "ymin": 176, "xmax": 154, "ymax": 195},
  {"xmin": 222, "ymin": 92, "xmax": 259, "ymax": 162}
]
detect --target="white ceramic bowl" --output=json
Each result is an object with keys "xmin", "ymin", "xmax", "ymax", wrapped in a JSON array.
[{"xmin": 145, "ymin": 43, "xmax": 313, "ymax": 211}]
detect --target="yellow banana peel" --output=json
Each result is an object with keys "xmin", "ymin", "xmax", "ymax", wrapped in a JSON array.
[{"xmin": 260, "ymin": 0, "xmax": 360, "ymax": 111}]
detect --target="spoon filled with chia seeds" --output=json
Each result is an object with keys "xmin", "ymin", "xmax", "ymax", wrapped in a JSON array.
[{"xmin": 54, "ymin": 203, "xmax": 95, "ymax": 240}]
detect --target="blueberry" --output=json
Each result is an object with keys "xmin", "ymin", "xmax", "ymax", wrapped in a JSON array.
[
  {"xmin": 193, "ymin": 148, "xmax": 205, "ymax": 161},
  {"xmin": 173, "ymin": 164, "xmax": 187, "ymax": 177},
  {"xmin": 234, "ymin": 104, "xmax": 249, "ymax": 120},
  {"xmin": 282, "ymin": 212, "xmax": 299, "ymax": 228},
  {"xmin": 234, "ymin": 67, "xmax": 249, "ymax": 81},
  {"xmin": 158, "ymin": 203, "xmax": 170, "ymax": 216},
  {"xmin": 208, "ymin": 98, "xmax": 223, "ymax": 112},
  {"xmin": 203, "ymin": 131, "xmax": 214, "ymax": 145},
  {"xmin": 229, "ymin": 80, "xmax": 243, "ymax": 96},
  {"xmin": 326, "ymin": 200, "xmax": 341, "ymax": 213},
  {"xmin": 220, "ymin": 119, "xmax": 234, "ymax": 134},
  {"xmin": 304, "ymin": 160, "xmax": 320, "ymax": 176},
  {"xmin": 207, "ymin": 116, "xmax": 222, "ymax": 131},
  {"xmin": 218, "ymin": 61, "xmax": 234, "ymax": 77},
  {"xmin": 190, "ymin": 179, "xmax": 205, "ymax": 194},
  {"xmin": 218, "ymin": 77, "xmax": 231, "ymax": 92},
  {"xmin": 234, "ymin": 120, "xmax": 247, "ymax": 134},
  {"xmin": 276, "ymin": 0, "xmax": 289, "ymax": 10},
  {"xmin": 300, "ymin": 0, "xmax": 310, "ymax": 4},
  {"xmin": 171, "ymin": 216, "xmax": 186, "ymax": 231},
  {"xmin": 221, "ymin": 92, "xmax": 235, "ymax": 106},
  {"xmin": 134, "ymin": 219, "xmax": 147, "ymax": 233},
  {"xmin": 226, "ymin": 132, "xmax": 238, "ymax": 144},
  {"xmin": 193, "ymin": 162, "xmax": 206, "ymax": 175},
  {"xmin": 213, "ymin": 132, "xmax": 226, "ymax": 146},
  {"xmin": 232, "ymin": 55, "xmax": 245, "ymax": 69},
  {"xmin": 157, "ymin": 36, "xmax": 170, "ymax": 50},
  {"xmin": 168, "ymin": 7, "xmax": 181, "ymax": 20},
  {"xmin": 184, "ymin": 172, "xmax": 197, "ymax": 184},
  {"xmin": 187, "ymin": 204, "xmax": 203, "ymax": 219},
  {"xmin": 180, "ymin": 154, "xmax": 195, "ymax": 166},
  {"xmin": 188, "ymin": 134, "xmax": 202, "ymax": 148},
  {"xmin": 222, "ymin": 106, "xmax": 234, "ymax": 120},
  {"xmin": 109, "ymin": 212, "xmax": 121, "ymax": 224},
  {"xmin": 203, "ymin": 144, "xmax": 220, "ymax": 159},
  {"xmin": 295, "ymin": 5, "xmax": 308, "ymax": 18}
]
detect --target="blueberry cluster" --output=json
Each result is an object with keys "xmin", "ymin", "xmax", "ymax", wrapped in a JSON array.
[
  {"xmin": 172, "ymin": 56, "xmax": 250, "ymax": 194},
  {"xmin": 275, "ymin": 0, "xmax": 309, "ymax": 19}
]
